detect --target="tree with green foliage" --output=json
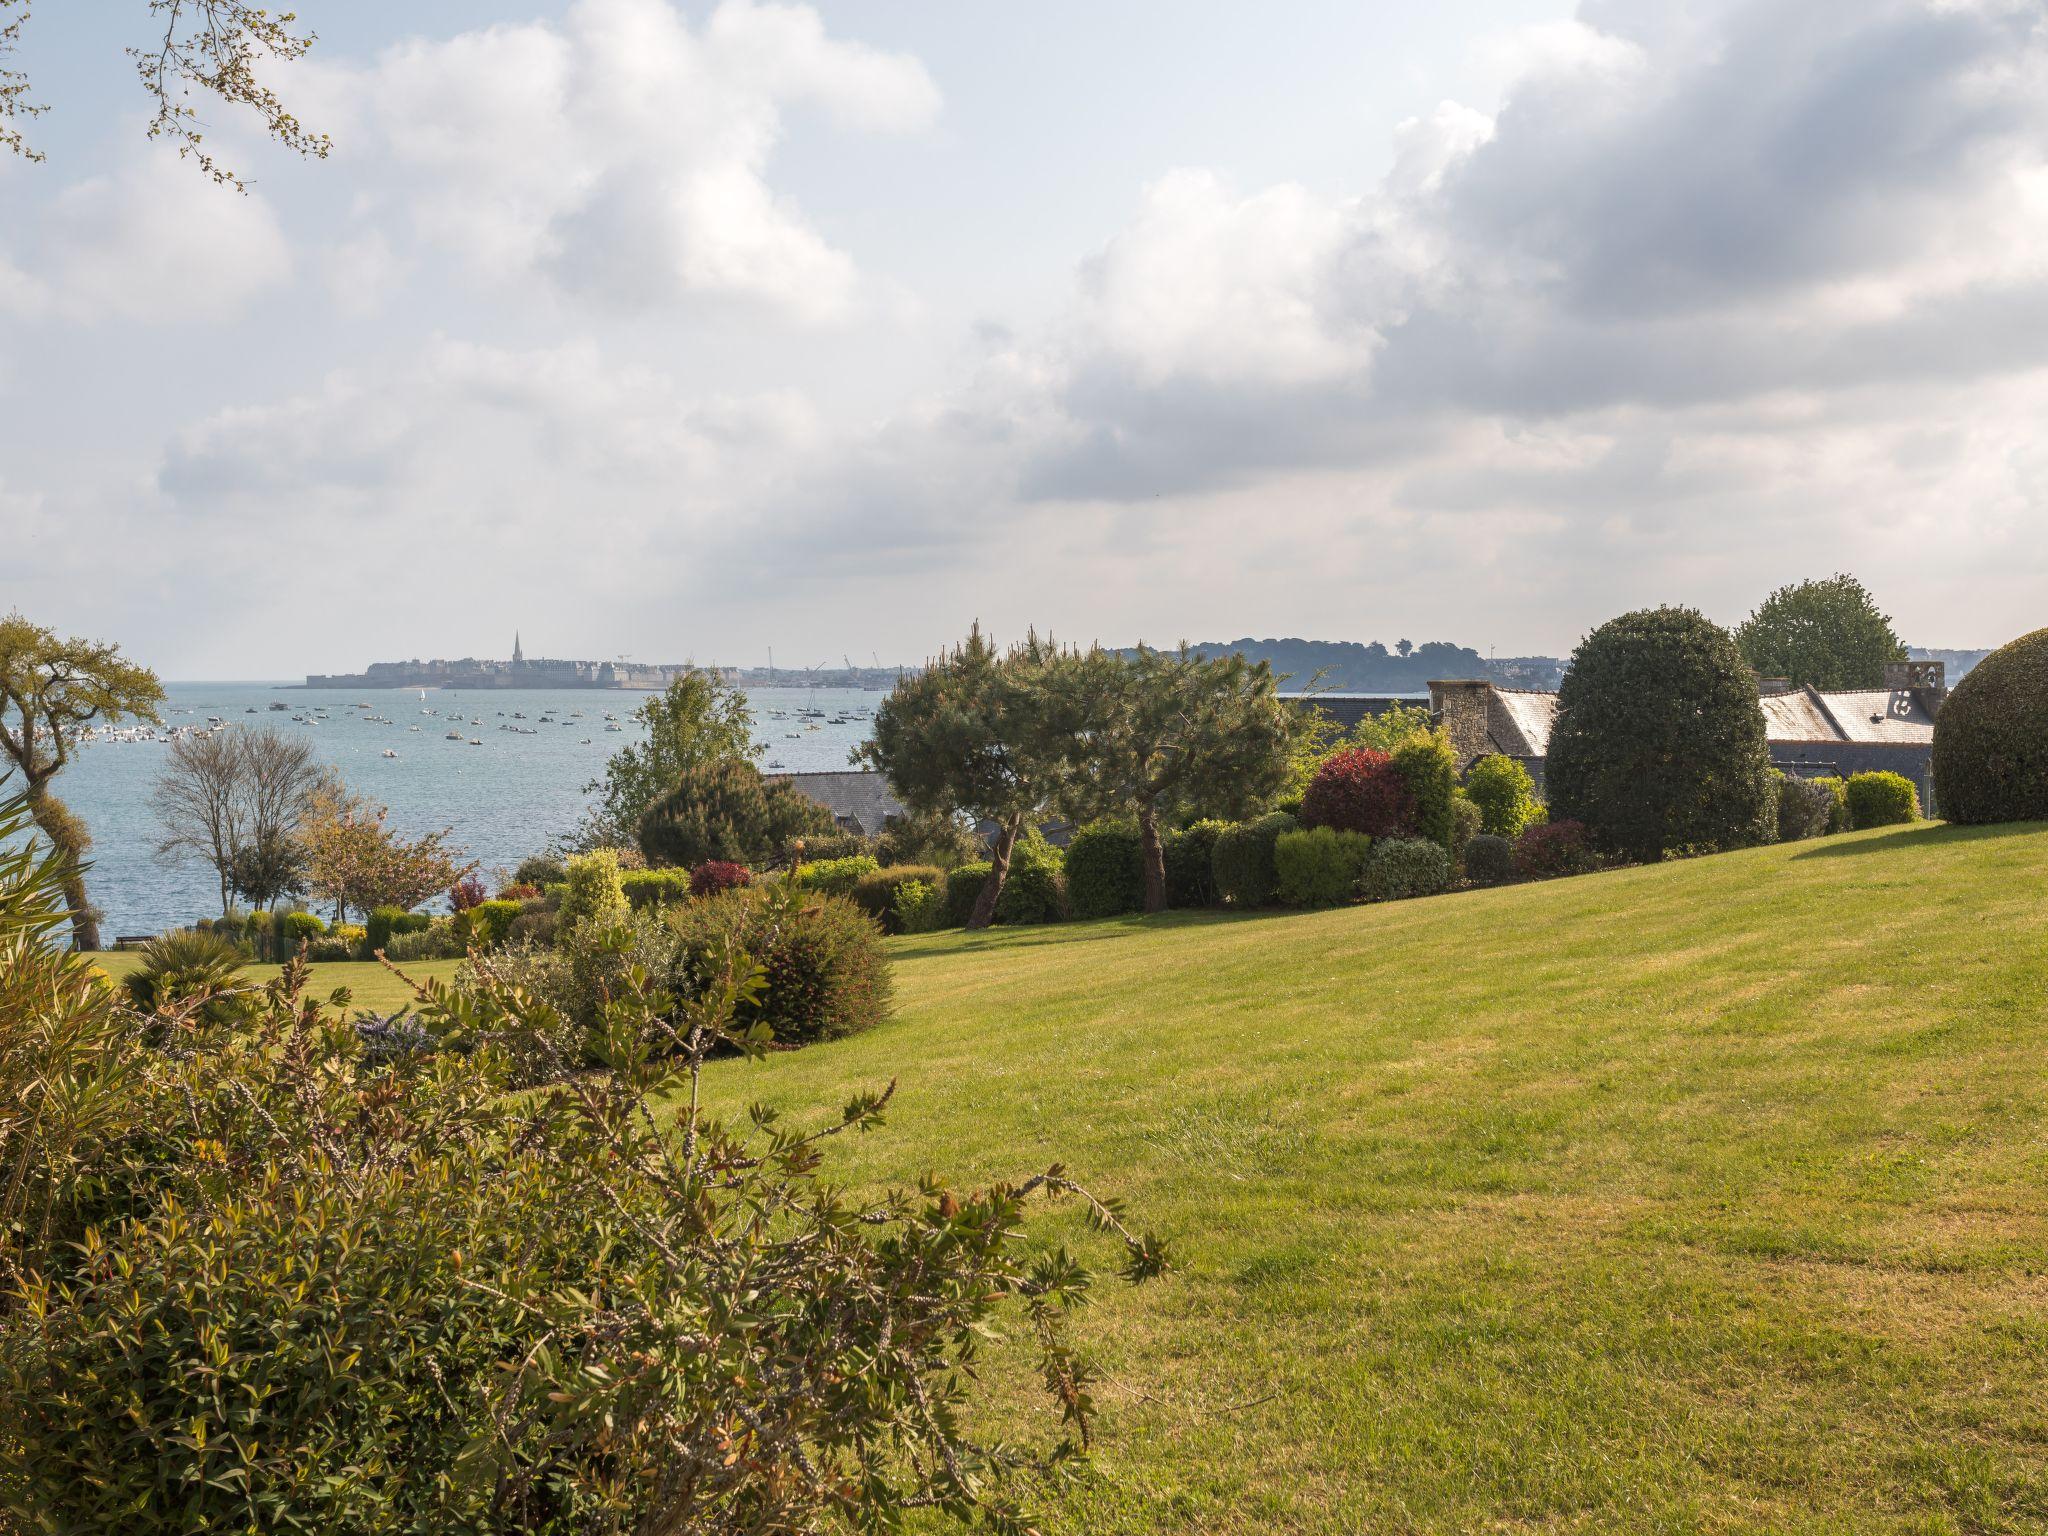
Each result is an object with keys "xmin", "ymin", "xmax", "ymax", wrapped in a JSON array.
[
  {"xmin": 858, "ymin": 625, "xmax": 1078, "ymax": 929},
  {"xmin": 585, "ymin": 668, "xmax": 759, "ymax": 845},
  {"xmin": 0, "ymin": 614, "xmax": 164, "ymax": 950},
  {"xmin": 1734, "ymin": 574, "xmax": 1907, "ymax": 690},
  {"xmin": 1548, "ymin": 607, "xmax": 1776, "ymax": 862},
  {"xmin": 1462, "ymin": 754, "xmax": 1540, "ymax": 838},
  {"xmin": 1064, "ymin": 645, "xmax": 1300, "ymax": 913},
  {"xmin": 636, "ymin": 755, "xmax": 835, "ymax": 871}
]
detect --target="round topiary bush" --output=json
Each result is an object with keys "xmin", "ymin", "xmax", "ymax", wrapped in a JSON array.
[
  {"xmin": 1300, "ymin": 748, "xmax": 1415, "ymax": 838},
  {"xmin": 1272, "ymin": 827, "xmax": 1372, "ymax": 907},
  {"xmin": 1064, "ymin": 822, "xmax": 1146, "ymax": 919},
  {"xmin": 1359, "ymin": 838, "xmax": 1451, "ymax": 903},
  {"xmin": 1844, "ymin": 770, "xmax": 1920, "ymax": 829},
  {"xmin": 1462, "ymin": 833, "xmax": 1516, "ymax": 886},
  {"xmin": 1931, "ymin": 626, "xmax": 2048, "ymax": 824},
  {"xmin": 1547, "ymin": 607, "xmax": 1775, "ymax": 861}
]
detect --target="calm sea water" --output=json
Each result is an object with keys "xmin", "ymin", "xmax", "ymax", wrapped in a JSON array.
[{"xmin": 52, "ymin": 682, "xmax": 882, "ymax": 938}]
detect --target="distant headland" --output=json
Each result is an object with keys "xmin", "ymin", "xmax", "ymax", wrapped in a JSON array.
[{"xmin": 305, "ymin": 634, "xmax": 902, "ymax": 691}]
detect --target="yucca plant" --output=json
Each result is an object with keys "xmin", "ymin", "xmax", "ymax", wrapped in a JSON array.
[{"xmin": 121, "ymin": 927, "xmax": 255, "ymax": 1025}]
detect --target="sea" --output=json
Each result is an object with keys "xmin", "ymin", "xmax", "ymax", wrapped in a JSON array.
[{"xmin": 51, "ymin": 682, "xmax": 883, "ymax": 938}]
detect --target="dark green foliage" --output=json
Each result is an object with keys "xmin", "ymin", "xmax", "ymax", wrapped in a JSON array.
[
  {"xmin": 1734, "ymin": 573, "xmax": 1907, "ymax": 690},
  {"xmin": 619, "ymin": 868, "xmax": 693, "ymax": 909},
  {"xmin": 793, "ymin": 855, "xmax": 881, "ymax": 898},
  {"xmin": 665, "ymin": 887, "xmax": 892, "ymax": 1045},
  {"xmin": 1360, "ymin": 838, "xmax": 1451, "ymax": 902},
  {"xmin": 1163, "ymin": 818, "xmax": 1229, "ymax": 908},
  {"xmin": 1930, "ymin": 626, "xmax": 2048, "ymax": 824},
  {"xmin": 850, "ymin": 865, "xmax": 948, "ymax": 933},
  {"xmin": 121, "ymin": 929, "xmax": 254, "ymax": 1024},
  {"xmin": 1210, "ymin": 811, "xmax": 1299, "ymax": 907},
  {"xmin": 1845, "ymin": 770, "xmax": 1920, "ymax": 829},
  {"xmin": 1462, "ymin": 755, "xmax": 1539, "ymax": 838},
  {"xmin": 875, "ymin": 808, "xmax": 981, "ymax": 870},
  {"xmin": 1449, "ymin": 795, "xmax": 1482, "ymax": 868},
  {"xmin": 636, "ymin": 756, "xmax": 836, "ymax": 870},
  {"xmin": 1064, "ymin": 822, "xmax": 1146, "ymax": 919},
  {"xmin": 585, "ymin": 667, "xmax": 758, "ymax": 842},
  {"xmin": 1273, "ymin": 827, "xmax": 1372, "ymax": 907},
  {"xmin": 994, "ymin": 830, "xmax": 1065, "ymax": 924},
  {"xmin": 1775, "ymin": 776, "xmax": 1838, "ymax": 842},
  {"xmin": 1547, "ymin": 607, "xmax": 1776, "ymax": 862},
  {"xmin": 1463, "ymin": 834, "xmax": 1516, "ymax": 886},
  {"xmin": 1390, "ymin": 729, "xmax": 1458, "ymax": 850},
  {"xmin": 278, "ymin": 910, "xmax": 326, "ymax": 949},
  {"xmin": 790, "ymin": 830, "xmax": 874, "ymax": 864},
  {"xmin": 942, "ymin": 862, "xmax": 991, "ymax": 928},
  {"xmin": 465, "ymin": 899, "xmax": 522, "ymax": 949},
  {"xmin": 513, "ymin": 853, "xmax": 566, "ymax": 889},
  {"xmin": 363, "ymin": 905, "xmax": 430, "ymax": 955}
]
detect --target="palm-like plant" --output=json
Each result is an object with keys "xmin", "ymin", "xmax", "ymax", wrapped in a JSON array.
[{"xmin": 122, "ymin": 929, "xmax": 254, "ymax": 1024}]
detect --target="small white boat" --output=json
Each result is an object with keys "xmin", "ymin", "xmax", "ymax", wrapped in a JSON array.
[
  {"xmin": 446, "ymin": 731, "xmax": 464, "ymax": 740},
  {"xmin": 382, "ymin": 749, "xmax": 398, "ymax": 758},
  {"xmin": 468, "ymin": 738, "xmax": 482, "ymax": 746}
]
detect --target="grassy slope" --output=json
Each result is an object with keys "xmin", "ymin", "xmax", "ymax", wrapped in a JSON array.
[
  {"xmin": 693, "ymin": 822, "xmax": 2048, "ymax": 1535},
  {"xmin": 89, "ymin": 953, "xmax": 466, "ymax": 1014}
]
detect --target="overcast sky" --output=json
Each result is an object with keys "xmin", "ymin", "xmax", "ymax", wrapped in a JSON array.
[{"xmin": 3, "ymin": 0, "xmax": 2044, "ymax": 678}]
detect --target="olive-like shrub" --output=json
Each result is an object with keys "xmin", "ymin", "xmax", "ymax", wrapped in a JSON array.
[
  {"xmin": 1931, "ymin": 626, "xmax": 2048, "ymax": 824},
  {"xmin": 1163, "ymin": 819, "xmax": 1229, "ymax": 908},
  {"xmin": 1449, "ymin": 795, "xmax": 1482, "ymax": 867},
  {"xmin": 1272, "ymin": 827, "xmax": 1372, "ymax": 907},
  {"xmin": 890, "ymin": 877, "xmax": 946, "ymax": 933},
  {"xmin": 1845, "ymin": 770, "xmax": 1920, "ymax": 829},
  {"xmin": 1775, "ymin": 775, "xmax": 1838, "ymax": 843},
  {"xmin": 0, "ymin": 813, "xmax": 1168, "ymax": 1536},
  {"xmin": 1064, "ymin": 822, "xmax": 1146, "ymax": 919},
  {"xmin": 1209, "ymin": 811, "xmax": 1299, "ymax": 907},
  {"xmin": 1547, "ymin": 607, "xmax": 1776, "ymax": 861},
  {"xmin": 1359, "ymin": 837, "xmax": 1451, "ymax": 903},
  {"xmin": 1462, "ymin": 833, "xmax": 1516, "ymax": 886},
  {"xmin": 1300, "ymin": 748, "xmax": 1416, "ymax": 839},
  {"xmin": 1462, "ymin": 755, "xmax": 1540, "ymax": 839}
]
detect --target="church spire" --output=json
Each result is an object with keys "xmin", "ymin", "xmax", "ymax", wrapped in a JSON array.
[{"xmin": 512, "ymin": 631, "xmax": 524, "ymax": 667}]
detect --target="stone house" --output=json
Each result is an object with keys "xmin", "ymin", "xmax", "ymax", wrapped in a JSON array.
[{"xmin": 1427, "ymin": 661, "xmax": 1945, "ymax": 811}]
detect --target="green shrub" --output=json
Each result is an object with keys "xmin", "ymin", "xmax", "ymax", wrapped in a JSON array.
[
  {"xmin": 308, "ymin": 924, "xmax": 365, "ymax": 963},
  {"xmin": 1163, "ymin": 819, "xmax": 1228, "ymax": 908},
  {"xmin": 620, "ymin": 868, "xmax": 693, "ymax": 910},
  {"xmin": 1845, "ymin": 770, "xmax": 1920, "ymax": 828},
  {"xmin": 1273, "ymin": 827, "xmax": 1372, "ymax": 907},
  {"xmin": 1390, "ymin": 729, "xmax": 1459, "ymax": 850},
  {"xmin": 1463, "ymin": 833, "xmax": 1516, "ymax": 886},
  {"xmin": 1360, "ymin": 837, "xmax": 1451, "ymax": 902},
  {"xmin": 793, "ymin": 830, "xmax": 875, "ymax": 864},
  {"xmin": 890, "ymin": 878, "xmax": 946, "ymax": 934},
  {"xmin": 1775, "ymin": 776, "xmax": 1838, "ymax": 842},
  {"xmin": 636, "ymin": 755, "xmax": 836, "ymax": 869},
  {"xmin": 875, "ymin": 808, "xmax": 981, "ymax": 870},
  {"xmin": 850, "ymin": 866, "xmax": 947, "ymax": 933},
  {"xmin": 1449, "ymin": 794, "xmax": 1482, "ymax": 867},
  {"xmin": 559, "ymin": 849, "xmax": 629, "ymax": 931},
  {"xmin": 1064, "ymin": 822, "xmax": 1146, "ymax": 919},
  {"xmin": 666, "ymin": 885, "xmax": 892, "ymax": 1045},
  {"xmin": 385, "ymin": 919, "xmax": 466, "ymax": 962},
  {"xmin": 995, "ymin": 831, "xmax": 1066, "ymax": 924},
  {"xmin": 512, "ymin": 852, "xmax": 566, "ymax": 888},
  {"xmin": 465, "ymin": 899, "xmax": 523, "ymax": 950},
  {"xmin": 121, "ymin": 929, "xmax": 255, "ymax": 1025},
  {"xmin": 1210, "ymin": 811, "xmax": 1299, "ymax": 907},
  {"xmin": 794, "ymin": 854, "xmax": 882, "ymax": 898},
  {"xmin": 1817, "ymin": 775, "xmax": 1850, "ymax": 833},
  {"xmin": 1931, "ymin": 627, "xmax": 2048, "ymax": 824},
  {"xmin": 363, "ymin": 905, "xmax": 431, "ymax": 956},
  {"xmin": 278, "ymin": 910, "xmax": 326, "ymax": 951},
  {"xmin": 943, "ymin": 862, "xmax": 991, "ymax": 927},
  {"xmin": 1463, "ymin": 755, "xmax": 1540, "ymax": 838}
]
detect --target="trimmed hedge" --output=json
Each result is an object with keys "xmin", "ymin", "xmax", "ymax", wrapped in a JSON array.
[
  {"xmin": 620, "ymin": 869, "xmax": 693, "ymax": 909},
  {"xmin": 464, "ymin": 899, "xmax": 522, "ymax": 950},
  {"xmin": 1360, "ymin": 838, "xmax": 1451, "ymax": 903},
  {"xmin": 1463, "ymin": 834, "xmax": 1515, "ymax": 886},
  {"xmin": 1273, "ymin": 828, "xmax": 1372, "ymax": 907},
  {"xmin": 1931, "ymin": 626, "xmax": 2048, "ymax": 824},
  {"xmin": 1845, "ymin": 770, "xmax": 1919, "ymax": 829},
  {"xmin": 1210, "ymin": 811, "xmax": 1300, "ymax": 907},
  {"xmin": 364, "ymin": 905, "xmax": 420, "ymax": 956},
  {"xmin": 1163, "ymin": 819, "xmax": 1229, "ymax": 909},
  {"xmin": 794, "ymin": 855, "xmax": 881, "ymax": 898},
  {"xmin": 279, "ymin": 911, "xmax": 326, "ymax": 950},
  {"xmin": 1064, "ymin": 822, "xmax": 1146, "ymax": 919},
  {"xmin": 850, "ymin": 866, "xmax": 948, "ymax": 933},
  {"xmin": 890, "ymin": 878, "xmax": 946, "ymax": 934}
]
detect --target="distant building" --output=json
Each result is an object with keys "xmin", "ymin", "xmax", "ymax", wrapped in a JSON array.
[
  {"xmin": 1427, "ymin": 660, "xmax": 1946, "ymax": 810},
  {"xmin": 772, "ymin": 771, "xmax": 907, "ymax": 838}
]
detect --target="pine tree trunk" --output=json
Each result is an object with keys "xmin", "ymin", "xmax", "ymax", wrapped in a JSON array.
[
  {"xmin": 1138, "ymin": 800, "xmax": 1167, "ymax": 914},
  {"xmin": 968, "ymin": 815, "xmax": 1021, "ymax": 930}
]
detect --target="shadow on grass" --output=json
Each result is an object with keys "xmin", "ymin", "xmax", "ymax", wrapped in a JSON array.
[{"xmin": 1791, "ymin": 820, "xmax": 2046, "ymax": 859}]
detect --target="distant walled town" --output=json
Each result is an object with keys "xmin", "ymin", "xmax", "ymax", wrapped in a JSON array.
[{"xmin": 304, "ymin": 634, "xmax": 903, "ymax": 691}]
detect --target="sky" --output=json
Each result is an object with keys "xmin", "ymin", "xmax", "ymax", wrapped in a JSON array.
[{"xmin": 2, "ymin": 0, "xmax": 2045, "ymax": 678}]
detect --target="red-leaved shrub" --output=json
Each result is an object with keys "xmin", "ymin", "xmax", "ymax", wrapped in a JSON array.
[
  {"xmin": 449, "ymin": 873, "xmax": 489, "ymax": 911},
  {"xmin": 1301, "ymin": 748, "xmax": 1417, "ymax": 838},
  {"xmin": 497, "ymin": 882, "xmax": 541, "ymax": 902},
  {"xmin": 1513, "ymin": 819, "xmax": 1594, "ymax": 879},
  {"xmin": 689, "ymin": 860, "xmax": 753, "ymax": 897}
]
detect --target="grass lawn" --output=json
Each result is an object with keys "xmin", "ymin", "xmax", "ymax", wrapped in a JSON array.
[
  {"xmin": 686, "ymin": 821, "xmax": 2048, "ymax": 1534},
  {"xmin": 89, "ymin": 952, "xmax": 467, "ymax": 1014}
]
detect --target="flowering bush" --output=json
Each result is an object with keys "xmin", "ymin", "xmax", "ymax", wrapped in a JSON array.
[
  {"xmin": 1301, "ymin": 748, "xmax": 1417, "ymax": 839},
  {"xmin": 1513, "ymin": 818, "xmax": 1596, "ymax": 879},
  {"xmin": 689, "ymin": 859, "xmax": 752, "ymax": 897}
]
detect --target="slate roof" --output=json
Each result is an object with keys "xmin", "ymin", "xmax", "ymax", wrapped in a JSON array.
[
  {"xmin": 770, "ymin": 770, "xmax": 907, "ymax": 837},
  {"xmin": 1493, "ymin": 684, "xmax": 1935, "ymax": 756}
]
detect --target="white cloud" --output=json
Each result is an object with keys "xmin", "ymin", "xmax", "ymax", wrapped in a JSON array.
[{"xmin": 306, "ymin": 0, "xmax": 940, "ymax": 321}]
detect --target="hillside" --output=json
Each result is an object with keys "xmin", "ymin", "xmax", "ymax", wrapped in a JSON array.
[{"xmin": 694, "ymin": 822, "xmax": 2048, "ymax": 1533}]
